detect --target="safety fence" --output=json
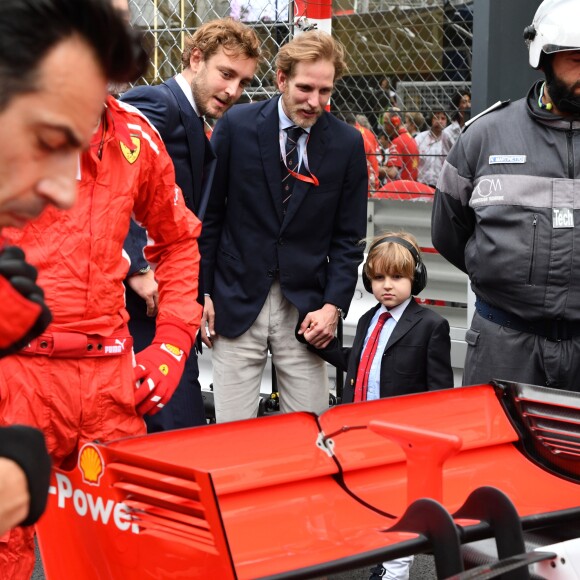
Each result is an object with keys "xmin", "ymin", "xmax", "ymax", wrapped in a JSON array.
[
  {"xmin": 128, "ymin": 0, "xmax": 473, "ymax": 122},
  {"xmin": 128, "ymin": 0, "xmax": 474, "ymax": 384}
]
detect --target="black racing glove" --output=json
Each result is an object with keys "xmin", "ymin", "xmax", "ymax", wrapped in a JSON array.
[
  {"xmin": 0, "ymin": 425, "xmax": 52, "ymax": 527},
  {"xmin": 0, "ymin": 246, "xmax": 52, "ymax": 357}
]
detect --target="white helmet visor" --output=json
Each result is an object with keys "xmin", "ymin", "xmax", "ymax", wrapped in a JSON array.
[
  {"xmin": 542, "ymin": 43, "xmax": 580, "ymax": 55},
  {"xmin": 528, "ymin": 0, "xmax": 580, "ymax": 68}
]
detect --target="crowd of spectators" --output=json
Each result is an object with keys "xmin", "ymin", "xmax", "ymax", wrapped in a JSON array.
[{"xmin": 343, "ymin": 84, "xmax": 471, "ymax": 196}]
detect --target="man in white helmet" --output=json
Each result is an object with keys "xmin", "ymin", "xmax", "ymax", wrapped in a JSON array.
[{"xmin": 432, "ymin": 0, "xmax": 580, "ymax": 390}]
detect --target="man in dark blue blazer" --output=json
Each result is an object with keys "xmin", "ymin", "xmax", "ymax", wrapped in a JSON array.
[
  {"xmin": 122, "ymin": 19, "xmax": 261, "ymax": 431},
  {"xmin": 200, "ymin": 31, "xmax": 368, "ymax": 422}
]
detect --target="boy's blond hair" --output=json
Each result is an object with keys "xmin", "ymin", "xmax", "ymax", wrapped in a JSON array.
[{"xmin": 364, "ymin": 231, "xmax": 421, "ymax": 280}]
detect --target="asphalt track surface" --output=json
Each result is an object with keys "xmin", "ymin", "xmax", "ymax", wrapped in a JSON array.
[
  {"xmin": 33, "ymin": 542, "xmax": 437, "ymax": 579},
  {"xmin": 329, "ymin": 556, "xmax": 437, "ymax": 579}
]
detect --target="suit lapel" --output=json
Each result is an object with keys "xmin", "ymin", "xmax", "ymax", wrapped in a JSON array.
[
  {"xmin": 198, "ymin": 143, "xmax": 216, "ymax": 220},
  {"xmin": 353, "ymin": 304, "xmax": 381, "ymax": 361},
  {"xmin": 385, "ymin": 299, "xmax": 423, "ymax": 351},
  {"xmin": 164, "ymin": 78, "xmax": 212, "ymax": 216},
  {"xmin": 281, "ymin": 112, "xmax": 329, "ymax": 230},
  {"xmin": 257, "ymin": 97, "xmax": 285, "ymax": 223}
]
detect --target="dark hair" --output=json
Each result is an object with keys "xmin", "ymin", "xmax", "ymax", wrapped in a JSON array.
[
  {"xmin": 0, "ymin": 0, "xmax": 148, "ymax": 111},
  {"xmin": 425, "ymin": 109, "xmax": 447, "ymax": 126},
  {"xmin": 450, "ymin": 89, "xmax": 471, "ymax": 121}
]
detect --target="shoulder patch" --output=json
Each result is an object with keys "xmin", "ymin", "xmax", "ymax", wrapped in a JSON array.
[
  {"xmin": 120, "ymin": 136, "xmax": 141, "ymax": 164},
  {"xmin": 462, "ymin": 99, "xmax": 511, "ymax": 132}
]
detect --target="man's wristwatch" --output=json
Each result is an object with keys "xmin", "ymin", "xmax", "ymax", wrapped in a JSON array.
[
  {"xmin": 336, "ymin": 306, "xmax": 344, "ymax": 319},
  {"xmin": 131, "ymin": 265, "xmax": 151, "ymax": 277}
]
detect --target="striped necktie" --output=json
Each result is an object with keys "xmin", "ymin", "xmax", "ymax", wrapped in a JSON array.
[{"xmin": 282, "ymin": 125, "xmax": 304, "ymax": 213}]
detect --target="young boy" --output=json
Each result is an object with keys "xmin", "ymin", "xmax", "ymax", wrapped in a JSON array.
[
  {"xmin": 305, "ymin": 231, "xmax": 453, "ymax": 401},
  {"xmin": 304, "ymin": 231, "xmax": 453, "ymax": 580}
]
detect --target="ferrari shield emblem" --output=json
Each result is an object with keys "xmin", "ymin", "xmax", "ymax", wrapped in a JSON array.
[{"xmin": 120, "ymin": 136, "xmax": 141, "ymax": 164}]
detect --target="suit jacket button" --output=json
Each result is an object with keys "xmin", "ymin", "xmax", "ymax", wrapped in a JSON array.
[
  {"xmin": 278, "ymin": 238, "xmax": 284, "ymax": 246},
  {"xmin": 267, "ymin": 270, "xmax": 274, "ymax": 278}
]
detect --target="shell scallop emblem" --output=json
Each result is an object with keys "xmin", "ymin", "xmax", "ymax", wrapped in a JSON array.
[
  {"xmin": 78, "ymin": 444, "xmax": 105, "ymax": 486},
  {"xmin": 161, "ymin": 343, "xmax": 183, "ymax": 361}
]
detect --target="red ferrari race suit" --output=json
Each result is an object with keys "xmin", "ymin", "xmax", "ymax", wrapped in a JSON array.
[
  {"xmin": 356, "ymin": 123, "xmax": 380, "ymax": 195},
  {"xmin": 0, "ymin": 96, "xmax": 202, "ymax": 577},
  {"xmin": 386, "ymin": 126, "xmax": 420, "ymax": 182}
]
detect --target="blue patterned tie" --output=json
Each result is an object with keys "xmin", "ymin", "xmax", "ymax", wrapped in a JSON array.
[{"xmin": 282, "ymin": 126, "xmax": 304, "ymax": 213}]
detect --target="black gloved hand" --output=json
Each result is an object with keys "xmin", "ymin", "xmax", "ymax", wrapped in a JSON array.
[
  {"xmin": 0, "ymin": 425, "xmax": 52, "ymax": 527},
  {"xmin": 0, "ymin": 246, "xmax": 52, "ymax": 357}
]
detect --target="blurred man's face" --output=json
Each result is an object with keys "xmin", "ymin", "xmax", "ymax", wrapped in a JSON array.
[
  {"xmin": 0, "ymin": 36, "xmax": 107, "ymax": 229},
  {"xmin": 431, "ymin": 112, "xmax": 447, "ymax": 134},
  {"xmin": 459, "ymin": 94, "xmax": 471, "ymax": 110},
  {"xmin": 383, "ymin": 115, "xmax": 400, "ymax": 138},
  {"xmin": 190, "ymin": 47, "xmax": 257, "ymax": 119},
  {"xmin": 277, "ymin": 59, "xmax": 335, "ymax": 129}
]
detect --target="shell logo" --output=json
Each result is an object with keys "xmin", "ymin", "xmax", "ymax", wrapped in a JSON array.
[
  {"xmin": 78, "ymin": 444, "xmax": 105, "ymax": 486},
  {"xmin": 160, "ymin": 342, "xmax": 184, "ymax": 362},
  {"xmin": 164, "ymin": 343, "xmax": 182, "ymax": 357}
]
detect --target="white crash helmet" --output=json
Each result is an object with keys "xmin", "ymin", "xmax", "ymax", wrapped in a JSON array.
[{"xmin": 525, "ymin": 0, "xmax": 580, "ymax": 69}]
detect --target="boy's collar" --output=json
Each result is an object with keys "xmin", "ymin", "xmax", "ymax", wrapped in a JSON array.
[{"xmin": 379, "ymin": 297, "xmax": 412, "ymax": 321}]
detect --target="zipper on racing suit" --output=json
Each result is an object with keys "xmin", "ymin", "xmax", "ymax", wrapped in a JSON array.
[{"xmin": 527, "ymin": 214, "xmax": 538, "ymax": 285}]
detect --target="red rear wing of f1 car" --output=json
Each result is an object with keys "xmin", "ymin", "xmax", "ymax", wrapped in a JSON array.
[{"xmin": 36, "ymin": 382, "xmax": 580, "ymax": 579}]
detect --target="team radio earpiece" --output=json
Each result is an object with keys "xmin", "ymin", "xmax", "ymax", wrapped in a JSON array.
[
  {"xmin": 538, "ymin": 82, "xmax": 553, "ymax": 111},
  {"xmin": 362, "ymin": 236, "xmax": 428, "ymax": 296}
]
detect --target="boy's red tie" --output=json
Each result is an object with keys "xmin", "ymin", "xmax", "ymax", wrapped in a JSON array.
[{"xmin": 353, "ymin": 311, "xmax": 391, "ymax": 402}]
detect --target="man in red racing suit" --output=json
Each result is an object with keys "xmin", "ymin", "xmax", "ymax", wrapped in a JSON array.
[{"xmin": 0, "ymin": 95, "xmax": 202, "ymax": 578}]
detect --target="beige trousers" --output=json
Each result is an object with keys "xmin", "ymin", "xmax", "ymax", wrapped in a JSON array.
[{"xmin": 212, "ymin": 280, "xmax": 329, "ymax": 422}]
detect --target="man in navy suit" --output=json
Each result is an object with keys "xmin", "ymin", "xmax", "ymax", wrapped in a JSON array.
[
  {"xmin": 201, "ymin": 31, "xmax": 368, "ymax": 422},
  {"xmin": 122, "ymin": 19, "xmax": 261, "ymax": 431}
]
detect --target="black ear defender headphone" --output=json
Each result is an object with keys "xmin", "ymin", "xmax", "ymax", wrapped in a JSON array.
[
  {"xmin": 362, "ymin": 236, "xmax": 428, "ymax": 296},
  {"xmin": 387, "ymin": 109, "xmax": 402, "ymax": 128}
]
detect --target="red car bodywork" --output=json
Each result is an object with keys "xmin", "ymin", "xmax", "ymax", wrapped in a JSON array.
[{"xmin": 36, "ymin": 383, "xmax": 580, "ymax": 578}]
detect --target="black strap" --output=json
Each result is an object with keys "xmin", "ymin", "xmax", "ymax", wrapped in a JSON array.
[{"xmin": 475, "ymin": 298, "xmax": 580, "ymax": 342}]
